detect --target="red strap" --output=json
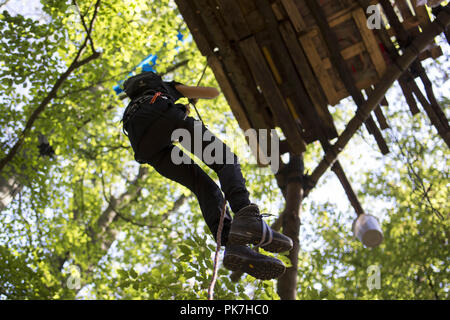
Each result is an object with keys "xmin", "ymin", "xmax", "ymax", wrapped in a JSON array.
[{"xmin": 150, "ymin": 92, "xmax": 162, "ymax": 104}]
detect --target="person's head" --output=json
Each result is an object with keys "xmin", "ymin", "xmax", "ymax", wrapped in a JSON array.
[{"xmin": 123, "ymin": 71, "xmax": 162, "ymax": 99}]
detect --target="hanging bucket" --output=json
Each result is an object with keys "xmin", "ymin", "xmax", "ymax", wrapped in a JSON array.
[{"xmin": 352, "ymin": 214, "xmax": 383, "ymax": 248}]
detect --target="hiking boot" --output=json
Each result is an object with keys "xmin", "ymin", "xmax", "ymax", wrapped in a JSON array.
[
  {"xmin": 223, "ymin": 244, "xmax": 285, "ymax": 280},
  {"xmin": 228, "ymin": 204, "xmax": 293, "ymax": 253}
]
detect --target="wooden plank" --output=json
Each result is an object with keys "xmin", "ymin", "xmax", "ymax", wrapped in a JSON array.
[
  {"xmin": 239, "ymin": 36, "xmax": 306, "ymax": 153},
  {"xmin": 256, "ymin": 0, "xmax": 334, "ymax": 143},
  {"xmin": 397, "ymin": 0, "xmax": 414, "ymax": 20},
  {"xmin": 271, "ymin": 1, "xmax": 284, "ymax": 21},
  {"xmin": 216, "ymin": 0, "xmax": 252, "ymax": 40},
  {"xmin": 174, "ymin": 0, "xmax": 213, "ymax": 57},
  {"xmin": 322, "ymin": 42, "xmax": 366, "ymax": 69},
  {"xmin": 366, "ymin": 87, "xmax": 389, "ymax": 130},
  {"xmin": 399, "ymin": 76, "xmax": 421, "ymax": 115},
  {"xmin": 237, "ymin": 0, "xmax": 257, "ymax": 15},
  {"xmin": 373, "ymin": 105, "xmax": 389, "ymax": 129},
  {"xmin": 279, "ymin": 20, "xmax": 337, "ymax": 140},
  {"xmin": 207, "ymin": 55, "xmax": 252, "ymax": 132},
  {"xmin": 353, "ymin": 7, "xmax": 387, "ymax": 77},
  {"xmin": 243, "ymin": 9, "xmax": 266, "ymax": 35},
  {"xmin": 335, "ymin": 75, "xmax": 380, "ymax": 100},
  {"xmin": 300, "ymin": 32, "xmax": 341, "ymax": 106},
  {"xmin": 414, "ymin": 3, "xmax": 432, "ymax": 27},
  {"xmin": 191, "ymin": 0, "xmax": 272, "ymax": 132},
  {"xmin": 207, "ymin": 0, "xmax": 239, "ymax": 42},
  {"xmin": 327, "ymin": 3, "xmax": 359, "ymax": 28},
  {"xmin": 280, "ymin": 0, "xmax": 307, "ymax": 32}
]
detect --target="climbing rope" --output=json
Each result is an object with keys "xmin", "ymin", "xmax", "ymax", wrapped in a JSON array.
[
  {"xmin": 184, "ymin": 63, "xmax": 208, "ymax": 122},
  {"xmin": 207, "ymin": 197, "xmax": 227, "ymax": 300}
]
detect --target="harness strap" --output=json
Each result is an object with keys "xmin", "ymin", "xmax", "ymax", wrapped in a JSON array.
[{"xmin": 150, "ymin": 91, "xmax": 163, "ymax": 104}]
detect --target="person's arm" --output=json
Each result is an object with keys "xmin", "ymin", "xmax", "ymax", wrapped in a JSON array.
[{"xmin": 174, "ymin": 84, "xmax": 220, "ymax": 99}]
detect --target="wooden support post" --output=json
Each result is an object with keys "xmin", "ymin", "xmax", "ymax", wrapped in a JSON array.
[
  {"xmin": 365, "ymin": 87, "xmax": 390, "ymax": 130},
  {"xmin": 331, "ymin": 161, "xmax": 365, "ymax": 216},
  {"xmin": 277, "ymin": 153, "xmax": 303, "ymax": 300}
]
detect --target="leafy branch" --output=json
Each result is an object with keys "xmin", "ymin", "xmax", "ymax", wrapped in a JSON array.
[{"xmin": 0, "ymin": 0, "xmax": 103, "ymax": 174}]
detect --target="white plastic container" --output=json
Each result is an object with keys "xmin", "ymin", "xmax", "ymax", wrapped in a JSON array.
[{"xmin": 352, "ymin": 214, "xmax": 383, "ymax": 248}]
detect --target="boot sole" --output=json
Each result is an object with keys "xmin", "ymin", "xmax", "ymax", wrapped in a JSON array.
[
  {"xmin": 228, "ymin": 231, "xmax": 293, "ymax": 253},
  {"xmin": 223, "ymin": 253, "xmax": 285, "ymax": 280}
]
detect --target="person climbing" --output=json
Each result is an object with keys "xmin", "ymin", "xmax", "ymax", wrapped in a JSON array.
[{"xmin": 121, "ymin": 71, "xmax": 293, "ymax": 280}]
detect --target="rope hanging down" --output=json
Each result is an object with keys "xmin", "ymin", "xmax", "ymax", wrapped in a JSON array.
[
  {"xmin": 182, "ymin": 62, "xmax": 225, "ymax": 300},
  {"xmin": 184, "ymin": 63, "xmax": 208, "ymax": 122},
  {"xmin": 207, "ymin": 197, "xmax": 227, "ymax": 300}
]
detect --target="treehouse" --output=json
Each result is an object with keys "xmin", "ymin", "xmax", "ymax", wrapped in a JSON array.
[{"xmin": 174, "ymin": 0, "xmax": 449, "ymax": 294}]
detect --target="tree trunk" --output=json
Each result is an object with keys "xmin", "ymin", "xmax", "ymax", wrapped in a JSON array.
[{"xmin": 277, "ymin": 154, "xmax": 304, "ymax": 300}]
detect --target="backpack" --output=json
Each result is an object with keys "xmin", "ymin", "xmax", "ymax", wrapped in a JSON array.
[{"xmin": 123, "ymin": 71, "xmax": 164, "ymax": 99}]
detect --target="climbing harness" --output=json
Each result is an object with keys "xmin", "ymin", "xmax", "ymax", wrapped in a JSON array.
[{"xmin": 121, "ymin": 92, "xmax": 169, "ymax": 135}]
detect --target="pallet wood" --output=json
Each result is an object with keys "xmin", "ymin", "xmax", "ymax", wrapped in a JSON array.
[
  {"xmin": 239, "ymin": 36, "xmax": 306, "ymax": 154},
  {"xmin": 207, "ymin": 55, "xmax": 252, "ymax": 132},
  {"xmin": 178, "ymin": 0, "xmax": 279, "ymax": 165},
  {"xmin": 306, "ymin": 11, "xmax": 450, "ymax": 193},
  {"xmin": 255, "ymin": 0, "xmax": 337, "ymax": 143},
  {"xmin": 353, "ymin": 7, "xmax": 387, "ymax": 77},
  {"xmin": 278, "ymin": 20, "xmax": 337, "ymax": 140},
  {"xmin": 300, "ymin": 31, "xmax": 342, "ymax": 106},
  {"xmin": 296, "ymin": 5, "xmax": 388, "ymax": 106},
  {"xmin": 305, "ymin": 0, "xmax": 390, "ymax": 155}
]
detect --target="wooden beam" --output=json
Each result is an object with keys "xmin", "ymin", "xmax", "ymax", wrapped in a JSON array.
[
  {"xmin": 331, "ymin": 161, "xmax": 365, "ymax": 216},
  {"xmin": 239, "ymin": 36, "xmax": 306, "ymax": 154},
  {"xmin": 216, "ymin": 0, "xmax": 252, "ymax": 40},
  {"xmin": 279, "ymin": 0, "xmax": 307, "ymax": 32},
  {"xmin": 352, "ymin": 7, "xmax": 387, "ymax": 77},
  {"xmin": 366, "ymin": 87, "xmax": 390, "ymax": 130},
  {"xmin": 278, "ymin": 20, "xmax": 337, "ymax": 141},
  {"xmin": 207, "ymin": 55, "xmax": 252, "ymax": 132},
  {"xmin": 300, "ymin": 31, "xmax": 341, "ymax": 106},
  {"xmin": 174, "ymin": 0, "xmax": 213, "ymax": 57},
  {"xmin": 256, "ymin": 0, "xmax": 331, "ymax": 144}
]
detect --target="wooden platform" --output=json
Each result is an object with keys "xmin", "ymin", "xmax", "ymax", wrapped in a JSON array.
[{"xmin": 175, "ymin": 0, "xmax": 446, "ymax": 157}]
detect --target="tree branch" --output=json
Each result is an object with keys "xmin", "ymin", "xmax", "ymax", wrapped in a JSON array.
[
  {"xmin": 0, "ymin": 1, "xmax": 102, "ymax": 174},
  {"xmin": 72, "ymin": 0, "xmax": 99, "ymax": 53}
]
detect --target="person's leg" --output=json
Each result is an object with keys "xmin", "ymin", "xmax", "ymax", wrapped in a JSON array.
[
  {"xmin": 133, "ymin": 101, "xmax": 232, "ymax": 244},
  {"xmin": 127, "ymin": 99, "xmax": 290, "ymax": 279},
  {"xmin": 172, "ymin": 107, "xmax": 251, "ymax": 214}
]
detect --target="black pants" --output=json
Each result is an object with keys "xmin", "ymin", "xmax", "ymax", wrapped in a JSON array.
[{"xmin": 124, "ymin": 98, "xmax": 251, "ymax": 245}]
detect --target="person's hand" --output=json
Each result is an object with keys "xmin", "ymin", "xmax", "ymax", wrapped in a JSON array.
[{"xmin": 188, "ymin": 97, "xmax": 199, "ymax": 105}]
